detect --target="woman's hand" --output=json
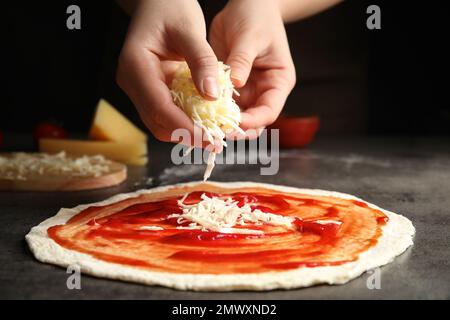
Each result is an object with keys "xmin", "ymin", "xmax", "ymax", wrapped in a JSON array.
[
  {"xmin": 117, "ymin": 0, "xmax": 219, "ymax": 144},
  {"xmin": 209, "ymin": 0, "xmax": 296, "ymax": 132}
]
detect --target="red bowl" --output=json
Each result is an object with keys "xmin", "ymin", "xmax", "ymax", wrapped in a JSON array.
[{"xmin": 268, "ymin": 116, "xmax": 320, "ymax": 148}]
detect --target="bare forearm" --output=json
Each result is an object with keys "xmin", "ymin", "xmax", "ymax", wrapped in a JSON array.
[{"xmin": 277, "ymin": 0, "xmax": 343, "ymax": 22}]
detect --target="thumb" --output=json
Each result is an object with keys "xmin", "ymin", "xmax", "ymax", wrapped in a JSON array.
[
  {"xmin": 226, "ymin": 35, "xmax": 258, "ymax": 88},
  {"xmin": 176, "ymin": 34, "xmax": 219, "ymax": 100}
]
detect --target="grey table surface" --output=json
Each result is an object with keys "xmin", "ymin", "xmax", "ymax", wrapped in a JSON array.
[{"xmin": 1, "ymin": 136, "xmax": 449, "ymax": 299}]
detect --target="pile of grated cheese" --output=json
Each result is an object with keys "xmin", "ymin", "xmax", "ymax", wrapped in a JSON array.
[
  {"xmin": 0, "ymin": 152, "xmax": 111, "ymax": 180},
  {"xmin": 170, "ymin": 62, "xmax": 245, "ymax": 181},
  {"xmin": 166, "ymin": 193, "xmax": 295, "ymax": 235}
]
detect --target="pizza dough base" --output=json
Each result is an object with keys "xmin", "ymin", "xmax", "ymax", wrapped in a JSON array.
[{"xmin": 26, "ymin": 181, "xmax": 415, "ymax": 291}]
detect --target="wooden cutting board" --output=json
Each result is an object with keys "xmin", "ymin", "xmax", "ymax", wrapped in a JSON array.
[{"xmin": 0, "ymin": 153, "xmax": 127, "ymax": 191}]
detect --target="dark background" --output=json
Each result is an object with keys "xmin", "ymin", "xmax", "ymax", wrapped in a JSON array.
[
  {"xmin": 1, "ymin": 1, "xmax": 450, "ymax": 300},
  {"xmin": 3, "ymin": 0, "xmax": 450, "ymax": 136}
]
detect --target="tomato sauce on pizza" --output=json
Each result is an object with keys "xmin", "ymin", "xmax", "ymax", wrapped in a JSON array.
[{"xmin": 48, "ymin": 184, "xmax": 388, "ymax": 274}]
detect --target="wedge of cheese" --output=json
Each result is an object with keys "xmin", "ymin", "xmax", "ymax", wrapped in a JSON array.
[
  {"xmin": 39, "ymin": 139, "xmax": 147, "ymax": 166},
  {"xmin": 89, "ymin": 99, "xmax": 147, "ymax": 143}
]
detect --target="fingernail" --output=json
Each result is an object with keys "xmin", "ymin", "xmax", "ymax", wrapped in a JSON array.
[
  {"xmin": 231, "ymin": 74, "xmax": 242, "ymax": 82},
  {"xmin": 202, "ymin": 77, "xmax": 219, "ymax": 99},
  {"xmin": 231, "ymin": 74, "xmax": 244, "ymax": 87}
]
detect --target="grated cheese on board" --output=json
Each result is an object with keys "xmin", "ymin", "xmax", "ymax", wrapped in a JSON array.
[{"xmin": 0, "ymin": 152, "xmax": 111, "ymax": 180}]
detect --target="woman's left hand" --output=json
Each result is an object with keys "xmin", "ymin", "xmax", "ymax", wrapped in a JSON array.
[{"xmin": 209, "ymin": 0, "xmax": 296, "ymax": 133}]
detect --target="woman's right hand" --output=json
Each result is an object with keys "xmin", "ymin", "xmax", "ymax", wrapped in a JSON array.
[{"xmin": 117, "ymin": 0, "xmax": 219, "ymax": 144}]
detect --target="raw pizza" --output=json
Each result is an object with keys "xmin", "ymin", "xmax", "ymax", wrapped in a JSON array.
[{"xmin": 26, "ymin": 181, "xmax": 415, "ymax": 291}]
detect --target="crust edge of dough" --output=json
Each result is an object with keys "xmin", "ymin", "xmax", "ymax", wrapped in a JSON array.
[{"xmin": 25, "ymin": 181, "xmax": 415, "ymax": 291}]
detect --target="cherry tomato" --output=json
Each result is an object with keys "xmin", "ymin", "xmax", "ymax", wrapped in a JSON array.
[
  {"xmin": 268, "ymin": 116, "xmax": 319, "ymax": 148},
  {"xmin": 33, "ymin": 122, "xmax": 68, "ymax": 143}
]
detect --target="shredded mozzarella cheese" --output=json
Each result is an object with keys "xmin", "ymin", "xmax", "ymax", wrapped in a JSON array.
[
  {"xmin": 170, "ymin": 62, "xmax": 244, "ymax": 181},
  {"xmin": 168, "ymin": 193, "xmax": 296, "ymax": 235}
]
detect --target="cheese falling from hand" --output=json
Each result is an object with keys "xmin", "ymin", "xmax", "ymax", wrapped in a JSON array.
[
  {"xmin": 170, "ymin": 62, "xmax": 245, "ymax": 181},
  {"xmin": 167, "ymin": 193, "xmax": 296, "ymax": 235},
  {"xmin": 0, "ymin": 152, "xmax": 111, "ymax": 180}
]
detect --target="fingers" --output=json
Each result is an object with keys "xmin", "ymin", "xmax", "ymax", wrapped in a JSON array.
[
  {"xmin": 226, "ymin": 34, "xmax": 258, "ymax": 88},
  {"xmin": 239, "ymin": 55, "xmax": 296, "ymax": 128},
  {"xmin": 240, "ymin": 105, "xmax": 279, "ymax": 130},
  {"xmin": 240, "ymin": 88, "xmax": 289, "ymax": 130},
  {"xmin": 117, "ymin": 46, "xmax": 222, "ymax": 150},
  {"xmin": 226, "ymin": 127, "xmax": 265, "ymax": 140},
  {"xmin": 173, "ymin": 32, "xmax": 220, "ymax": 100},
  {"xmin": 117, "ymin": 46, "xmax": 194, "ymax": 140}
]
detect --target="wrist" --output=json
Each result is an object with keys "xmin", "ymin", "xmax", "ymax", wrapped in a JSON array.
[
  {"xmin": 226, "ymin": 0, "xmax": 283, "ymax": 18},
  {"xmin": 274, "ymin": 0, "xmax": 344, "ymax": 22}
]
